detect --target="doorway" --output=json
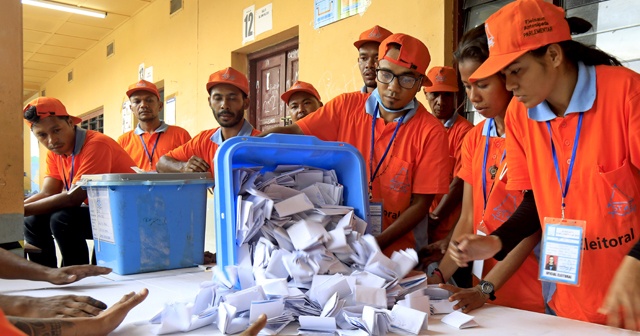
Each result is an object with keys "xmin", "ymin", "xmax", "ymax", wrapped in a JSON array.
[{"xmin": 248, "ymin": 37, "xmax": 299, "ymax": 131}]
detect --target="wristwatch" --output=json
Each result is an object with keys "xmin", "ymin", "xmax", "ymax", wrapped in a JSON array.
[{"xmin": 479, "ymin": 280, "xmax": 496, "ymax": 301}]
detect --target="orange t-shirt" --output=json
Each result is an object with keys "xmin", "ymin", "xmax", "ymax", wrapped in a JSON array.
[
  {"xmin": 45, "ymin": 128, "xmax": 136, "ymax": 202},
  {"xmin": 165, "ymin": 120, "xmax": 260, "ymax": 177},
  {"xmin": 0, "ymin": 309, "xmax": 26, "ymax": 336},
  {"xmin": 297, "ymin": 92, "xmax": 451, "ymax": 255},
  {"xmin": 505, "ymin": 64, "xmax": 640, "ymax": 323},
  {"xmin": 117, "ymin": 122, "xmax": 191, "ymax": 171},
  {"xmin": 458, "ymin": 119, "xmax": 544, "ymax": 313},
  {"xmin": 430, "ymin": 114, "xmax": 473, "ymax": 242}
]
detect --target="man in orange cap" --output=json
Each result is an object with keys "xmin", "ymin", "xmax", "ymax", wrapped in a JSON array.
[
  {"xmin": 354, "ymin": 25, "xmax": 393, "ymax": 93},
  {"xmin": 157, "ymin": 67, "xmax": 260, "ymax": 176},
  {"xmin": 417, "ymin": 66, "xmax": 472, "ymax": 253},
  {"xmin": 280, "ymin": 81, "xmax": 323, "ymax": 124},
  {"xmin": 23, "ymin": 97, "xmax": 136, "ymax": 268},
  {"xmin": 117, "ymin": 80, "xmax": 191, "ymax": 171},
  {"xmin": 262, "ymin": 34, "xmax": 451, "ymax": 256}
]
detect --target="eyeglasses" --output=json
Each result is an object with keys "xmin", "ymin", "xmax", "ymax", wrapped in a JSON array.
[{"xmin": 376, "ymin": 69, "xmax": 422, "ymax": 89}]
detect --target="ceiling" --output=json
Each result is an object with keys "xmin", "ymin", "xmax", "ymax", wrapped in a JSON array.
[{"xmin": 22, "ymin": 0, "xmax": 156, "ymax": 101}]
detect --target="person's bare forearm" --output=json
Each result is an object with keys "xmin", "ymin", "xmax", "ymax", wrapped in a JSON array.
[
  {"xmin": 257, "ymin": 124, "xmax": 304, "ymax": 137},
  {"xmin": 24, "ymin": 191, "xmax": 50, "ymax": 205},
  {"xmin": 9, "ymin": 316, "xmax": 76, "ymax": 336},
  {"xmin": 156, "ymin": 155, "xmax": 187, "ymax": 173},
  {"xmin": 431, "ymin": 177, "xmax": 464, "ymax": 223},
  {"xmin": 0, "ymin": 248, "xmax": 52, "ymax": 282},
  {"xmin": 376, "ymin": 194, "xmax": 433, "ymax": 250},
  {"xmin": 24, "ymin": 189, "xmax": 86, "ymax": 217}
]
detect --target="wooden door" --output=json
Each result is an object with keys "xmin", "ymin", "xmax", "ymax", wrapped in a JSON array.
[
  {"xmin": 255, "ymin": 53, "xmax": 286, "ymax": 131},
  {"xmin": 248, "ymin": 38, "xmax": 299, "ymax": 131}
]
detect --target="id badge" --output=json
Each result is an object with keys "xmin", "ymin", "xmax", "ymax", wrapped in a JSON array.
[
  {"xmin": 472, "ymin": 221, "xmax": 488, "ymax": 279},
  {"xmin": 539, "ymin": 217, "xmax": 586, "ymax": 286},
  {"xmin": 369, "ymin": 198, "xmax": 383, "ymax": 237}
]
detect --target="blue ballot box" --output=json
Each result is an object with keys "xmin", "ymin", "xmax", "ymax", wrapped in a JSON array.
[
  {"xmin": 214, "ymin": 134, "xmax": 368, "ymax": 279},
  {"xmin": 81, "ymin": 173, "xmax": 214, "ymax": 275}
]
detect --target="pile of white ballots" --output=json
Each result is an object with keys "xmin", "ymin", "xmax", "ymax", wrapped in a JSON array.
[{"xmin": 152, "ymin": 166, "xmax": 458, "ymax": 335}]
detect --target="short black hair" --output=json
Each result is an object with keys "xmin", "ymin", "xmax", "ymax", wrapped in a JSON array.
[
  {"xmin": 454, "ymin": 24, "xmax": 489, "ymax": 65},
  {"xmin": 24, "ymin": 106, "xmax": 69, "ymax": 128}
]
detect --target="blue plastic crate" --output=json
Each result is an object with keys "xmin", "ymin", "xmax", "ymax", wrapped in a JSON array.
[
  {"xmin": 81, "ymin": 173, "xmax": 214, "ymax": 275},
  {"xmin": 214, "ymin": 134, "xmax": 368, "ymax": 278}
]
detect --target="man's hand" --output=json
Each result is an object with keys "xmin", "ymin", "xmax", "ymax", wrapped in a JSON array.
[
  {"xmin": 419, "ymin": 238, "xmax": 449, "ymax": 266},
  {"xmin": 599, "ymin": 256, "xmax": 640, "ymax": 331},
  {"xmin": 9, "ymin": 289, "xmax": 148, "ymax": 336},
  {"xmin": 182, "ymin": 156, "xmax": 210, "ymax": 173},
  {"xmin": 90, "ymin": 289, "xmax": 148, "ymax": 334},
  {"xmin": 440, "ymin": 283, "xmax": 488, "ymax": 314},
  {"xmin": 240, "ymin": 314, "xmax": 267, "ymax": 336},
  {"xmin": 428, "ymin": 212, "xmax": 442, "ymax": 227},
  {"xmin": 449, "ymin": 234, "xmax": 502, "ymax": 267},
  {"xmin": 6, "ymin": 294, "xmax": 107, "ymax": 318},
  {"xmin": 46, "ymin": 265, "xmax": 111, "ymax": 285}
]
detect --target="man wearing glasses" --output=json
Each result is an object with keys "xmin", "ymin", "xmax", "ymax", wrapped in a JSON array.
[{"xmin": 260, "ymin": 34, "xmax": 451, "ymax": 256}]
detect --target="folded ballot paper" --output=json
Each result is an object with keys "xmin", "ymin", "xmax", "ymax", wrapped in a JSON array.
[{"xmin": 151, "ymin": 165, "xmax": 448, "ymax": 335}]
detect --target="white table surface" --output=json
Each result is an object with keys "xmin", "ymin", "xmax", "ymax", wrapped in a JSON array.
[{"xmin": 1, "ymin": 268, "xmax": 636, "ymax": 335}]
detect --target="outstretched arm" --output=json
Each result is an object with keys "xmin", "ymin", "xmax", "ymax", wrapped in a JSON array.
[
  {"xmin": 0, "ymin": 248, "xmax": 110, "ymax": 284},
  {"xmin": 8, "ymin": 289, "xmax": 148, "ymax": 336}
]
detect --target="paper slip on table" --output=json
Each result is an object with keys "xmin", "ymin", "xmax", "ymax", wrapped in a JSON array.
[{"xmin": 0, "ymin": 267, "xmax": 635, "ymax": 335}]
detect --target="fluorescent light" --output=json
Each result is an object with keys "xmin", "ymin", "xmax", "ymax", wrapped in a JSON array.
[{"xmin": 22, "ymin": 0, "xmax": 107, "ymax": 19}]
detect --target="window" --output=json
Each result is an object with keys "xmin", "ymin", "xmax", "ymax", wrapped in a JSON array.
[
  {"xmin": 567, "ymin": 0, "xmax": 640, "ymax": 72},
  {"xmin": 80, "ymin": 107, "xmax": 104, "ymax": 133}
]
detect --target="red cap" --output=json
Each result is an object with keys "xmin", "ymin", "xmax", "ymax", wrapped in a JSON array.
[
  {"xmin": 354, "ymin": 25, "xmax": 393, "ymax": 49},
  {"xmin": 379, "ymin": 33, "xmax": 431, "ymax": 85},
  {"xmin": 23, "ymin": 97, "xmax": 82, "ymax": 127},
  {"xmin": 470, "ymin": 0, "xmax": 571, "ymax": 82},
  {"xmin": 280, "ymin": 81, "xmax": 322, "ymax": 104},
  {"xmin": 423, "ymin": 66, "xmax": 458, "ymax": 93},
  {"xmin": 206, "ymin": 67, "xmax": 249, "ymax": 96},
  {"xmin": 126, "ymin": 80, "xmax": 160, "ymax": 99}
]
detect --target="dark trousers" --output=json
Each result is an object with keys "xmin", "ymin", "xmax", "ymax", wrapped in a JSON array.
[{"xmin": 24, "ymin": 207, "xmax": 94, "ymax": 268}]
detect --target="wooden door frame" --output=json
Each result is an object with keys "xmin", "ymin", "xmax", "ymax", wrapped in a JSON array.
[{"xmin": 248, "ymin": 37, "xmax": 299, "ymax": 127}]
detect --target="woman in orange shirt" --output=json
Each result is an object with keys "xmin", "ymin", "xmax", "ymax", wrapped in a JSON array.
[
  {"xmin": 427, "ymin": 24, "xmax": 545, "ymax": 314},
  {"xmin": 451, "ymin": 0, "xmax": 640, "ymax": 330}
]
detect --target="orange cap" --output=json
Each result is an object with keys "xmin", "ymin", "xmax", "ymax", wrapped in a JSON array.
[
  {"xmin": 280, "ymin": 81, "xmax": 322, "ymax": 104},
  {"xmin": 423, "ymin": 66, "xmax": 458, "ymax": 93},
  {"xmin": 23, "ymin": 97, "xmax": 82, "ymax": 127},
  {"xmin": 354, "ymin": 25, "xmax": 393, "ymax": 49},
  {"xmin": 126, "ymin": 79, "xmax": 160, "ymax": 99},
  {"xmin": 206, "ymin": 67, "xmax": 249, "ymax": 96},
  {"xmin": 378, "ymin": 33, "xmax": 431, "ymax": 82},
  {"xmin": 470, "ymin": 0, "xmax": 571, "ymax": 81}
]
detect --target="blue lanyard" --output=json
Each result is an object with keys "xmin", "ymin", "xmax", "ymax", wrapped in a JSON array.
[
  {"xmin": 546, "ymin": 112, "xmax": 584, "ymax": 219},
  {"xmin": 369, "ymin": 105, "xmax": 406, "ymax": 196},
  {"xmin": 481, "ymin": 118, "xmax": 506, "ymax": 210},
  {"xmin": 62, "ymin": 155, "xmax": 75, "ymax": 191},
  {"xmin": 139, "ymin": 133, "xmax": 162, "ymax": 170}
]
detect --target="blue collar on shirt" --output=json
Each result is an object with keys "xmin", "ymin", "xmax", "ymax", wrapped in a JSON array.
[
  {"xmin": 481, "ymin": 118, "xmax": 505, "ymax": 138},
  {"xmin": 210, "ymin": 119, "xmax": 254, "ymax": 145},
  {"xmin": 360, "ymin": 85, "xmax": 369, "ymax": 93},
  {"xmin": 365, "ymin": 90, "xmax": 418, "ymax": 123},
  {"xmin": 527, "ymin": 62, "xmax": 597, "ymax": 121},
  {"xmin": 134, "ymin": 121, "xmax": 169, "ymax": 135},
  {"xmin": 443, "ymin": 113, "xmax": 458, "ymax": 129},
  {"xmin": 71, "ymin": 126, "xmax": 87, "ymax": 156}
]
